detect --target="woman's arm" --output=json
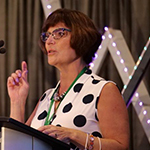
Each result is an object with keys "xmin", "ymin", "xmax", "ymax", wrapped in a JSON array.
[
  {"xmin": 71, "ymin": 82, "xmax": 129, "ymax": 150},
  {"xmin": 7, "ymin": 61, "xmax": 29, "ymax": 123},
  {"xmin": 25, "ymin": 101, "xmax": 40, "ymax": 126},
  {"xmin": 97, "ymin": 82, "xmax": 129, "ymax": 150}
]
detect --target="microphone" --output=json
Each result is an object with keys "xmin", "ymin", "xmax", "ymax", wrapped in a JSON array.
[
  {"xmin": 0, "ymin": 48, "xmax": 6, "ymax": 54},
  {"xmin": 0, "ymin": 40, "xmax": 6, "ymax": 54},
  {"xmin": 0, "ymin": 40, "xmax": 4, "ymax": 47}
]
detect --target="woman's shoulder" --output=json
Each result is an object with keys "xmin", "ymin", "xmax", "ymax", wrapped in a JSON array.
[{"xmin": 89, "ymin": 70, "xmax": 116, "ymax": 86}]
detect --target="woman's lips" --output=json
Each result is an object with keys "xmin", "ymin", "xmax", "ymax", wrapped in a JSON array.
[{"xmin": 47, "ymin": 50, "xmax": 56, "ymax": 55}]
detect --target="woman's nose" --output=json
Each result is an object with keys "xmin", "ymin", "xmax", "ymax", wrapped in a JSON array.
[{"xmin": 46, "ymin": 35, "xmax": 55, "ymax": 44}]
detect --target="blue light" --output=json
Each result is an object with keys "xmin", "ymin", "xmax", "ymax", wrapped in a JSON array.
[
  {"xmin": 134, "ymin": 65, "xmax": 137, "ymax": 70},
  {"xmin": 124, "ymin": 85, "xmax": 127, "ymax": 89},
  {"xmin": 139, "ymin": 56, "xmax": 142, "ymax": 60},
  {"xmin": 144, "ymin": 46, "xmax": 147, "ymax": 51},
  {"xmin": 129, "ymin": 75, "xmax": 132, "ymax": 80}
]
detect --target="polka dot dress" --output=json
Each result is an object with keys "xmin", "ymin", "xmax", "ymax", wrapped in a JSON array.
[{"xmin": 31, "ymin": 68, "xmax": 114, "ymax": 149}]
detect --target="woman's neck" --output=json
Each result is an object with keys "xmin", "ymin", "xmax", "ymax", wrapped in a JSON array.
[{"xmin": 58, "ymin": 62, "xmax": 86, "ymax": 95}]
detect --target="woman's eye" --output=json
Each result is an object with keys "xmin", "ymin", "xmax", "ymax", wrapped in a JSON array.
[
  {"xmin": 45, "ymin": 32, "xmax": 50, "ymax": 37},
  {"xmin": 57, "ymin": 31, "xmax": 64, "ymax": 36}
]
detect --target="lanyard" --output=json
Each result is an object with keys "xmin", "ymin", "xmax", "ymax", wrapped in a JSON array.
[{"xmin": 44, "ymin": 67, "xmax": 87, "ymax": 125}]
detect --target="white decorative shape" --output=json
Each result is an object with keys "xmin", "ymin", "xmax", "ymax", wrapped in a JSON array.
[
  {"xmin": 92, "ymin": 28, "xmax": 150, "ymax": 143},
  {"xmin": 41, "ymin": 0, "xmax": 61, "ymax": 18}
]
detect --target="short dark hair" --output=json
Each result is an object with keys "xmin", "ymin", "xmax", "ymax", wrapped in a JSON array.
[{"xmin": 39, "ymin": 8, "xmax": 102, "ymax": 65}]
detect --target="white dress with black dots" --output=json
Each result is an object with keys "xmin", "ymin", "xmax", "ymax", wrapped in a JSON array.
[{"xmin": 31, "ymin": 69, "xmax": 114, "ymax": 149}]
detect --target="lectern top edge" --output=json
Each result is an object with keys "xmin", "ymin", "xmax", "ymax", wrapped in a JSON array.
[{"xmin": 0, "ymin": 117, "xmax": 70, "ymax": 150}]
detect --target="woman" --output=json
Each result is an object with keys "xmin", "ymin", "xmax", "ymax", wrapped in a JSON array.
[{"xmin": 7, "ymin": 8, "xmax": 129, "ymax": 150}]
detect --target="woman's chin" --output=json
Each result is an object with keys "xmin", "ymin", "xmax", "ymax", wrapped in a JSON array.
[{"xmin": 48, "ymin": 59, "xmax": 59, "ymax": 67}]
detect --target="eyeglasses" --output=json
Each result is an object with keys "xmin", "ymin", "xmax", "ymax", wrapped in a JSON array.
[{"xmin": 41, "ymin": 28, "xmax": 71, "ymax": 42}]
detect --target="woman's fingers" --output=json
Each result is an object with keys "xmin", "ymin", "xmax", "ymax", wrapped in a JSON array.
[
  {"xmin": 38, "ymin": 125, "xmax": 70, "ymax": 143},
  {"xmin": 7, "ymin": 71, "xmax": 21, "ymax": 86},
  {"xmin": 7, "ymin": 61, "xmax": 28, "ymax": 87},
  {"xmin": 11, "ymin": 73, "xmax": 20, "ymax": 83},
  {"xmin": 22, "ymin": 61, "xmax": 27, "ymax": 71},
  {"xmin": 38, "ymin": 125, "xmax": 54, "ymax": 134},
  {"xmin": 21, "ymin": 61, "xmax": 28, "ymax": 81},
  {"xmin": 15, "ymin": 70, "xmax": 22, "ymax": 78},
  {"xmin": 7, "ymin": 76, "xmax": 16, "ymax": 87}
]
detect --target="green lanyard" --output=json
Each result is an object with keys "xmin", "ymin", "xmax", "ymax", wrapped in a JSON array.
[{"xmin": 44, "ymin": 67, "xmax": 87, "ymax": 125}]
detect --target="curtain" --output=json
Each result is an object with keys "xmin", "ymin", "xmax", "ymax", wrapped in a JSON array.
[
  {"xmin": 0, "ymin": 0, "xmax": 150, "ymax": 150},
  {"xmin": 0, "ymin": 0, "xmax": 57, "ymax": 118}
]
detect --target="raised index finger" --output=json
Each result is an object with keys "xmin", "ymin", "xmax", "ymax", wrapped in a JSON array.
[
  {"xmin": 22, "ymin": 61, "xmax": 27, "ymax": 71},
  {"xmin": 21, "ymin": 61, "xmax": 28, "ymax": 80}
]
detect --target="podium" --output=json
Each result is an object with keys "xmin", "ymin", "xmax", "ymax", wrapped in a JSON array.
[{"xmin": 0, "ymin": 117, "xmax": 70, "ymax": 150}]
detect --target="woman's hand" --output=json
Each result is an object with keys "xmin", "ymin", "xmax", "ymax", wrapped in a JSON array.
[
  {"xmin": 7, "ymin": 61, "xmax": 29, "ymax": 105},
  {"xmin": 7, "ymin": 61, "xmax": 29, "ymax": 122},
  {"xmin": 38, "ymin": 125, "xmax": 88, "ymax": 149},
  {"xmin": 38, "ymin": 125, "xmax": 71, "ymax": 144}
]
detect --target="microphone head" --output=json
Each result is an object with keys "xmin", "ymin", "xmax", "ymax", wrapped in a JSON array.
[
  {"xmin": 0, "ymin": 48, "xmax": 6, "ymax": 54},
  {"xmin": 0, "ymin": 40, "xmax": 4, "ymax": 47}
]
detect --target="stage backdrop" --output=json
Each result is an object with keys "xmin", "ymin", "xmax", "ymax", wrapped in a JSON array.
[{"xmin": 0, "ymin": 0, "xmax": 150, "ymax": 150}]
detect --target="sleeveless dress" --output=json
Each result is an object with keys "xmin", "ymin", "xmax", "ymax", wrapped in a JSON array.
[{"xmin": 31, "ymin": 68, "xmax": 113, "ymax": 149}]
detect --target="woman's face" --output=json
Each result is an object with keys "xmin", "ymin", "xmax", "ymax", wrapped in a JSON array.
[{"xmin": 44, "ymin": 23, "xmax": 78, "ymax": 69}]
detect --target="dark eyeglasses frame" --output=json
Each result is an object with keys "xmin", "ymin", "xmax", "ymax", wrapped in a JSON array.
[{"xmin": 41, "ymin": 28, "xmax": 71, "ymax": 42}]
